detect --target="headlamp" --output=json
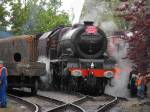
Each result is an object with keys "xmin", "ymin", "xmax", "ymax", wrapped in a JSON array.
[
  {"xmin": 71, "ymin": 70, "xmax": 82, "ymax": 77},
  {"xmin": 104, "ymin": 71, "xmax": 114, "ymax": 78}
]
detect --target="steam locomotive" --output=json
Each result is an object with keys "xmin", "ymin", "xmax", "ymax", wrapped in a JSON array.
[
  {"xmin": 44, "ymin": 21, "xmax": 116, "ymax": 95},
  {"xmin": 0, "ymin": 21, "xmax": 116, "ymax": 95}
]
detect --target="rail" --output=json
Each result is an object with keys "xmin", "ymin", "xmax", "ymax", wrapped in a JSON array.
[{"xmin": 8, "ymin": 94, "xmax": 40, "ymax": 112}]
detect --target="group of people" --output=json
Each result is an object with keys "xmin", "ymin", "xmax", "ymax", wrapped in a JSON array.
[
  {"xmin": 129, "ymin": 70, "xmax": 150, "ymax": 99},
  {"xmin": 0, "ymin": 61, "xmax": 8, "ymax": 108}
]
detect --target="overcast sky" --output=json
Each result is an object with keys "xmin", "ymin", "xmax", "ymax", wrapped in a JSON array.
[
  {"xmin": 61, "ymin": 0, "xmax": 85, "ymax": 24},
  {"xmin": 4, "ymin": 0, "xmax": 85, "ymax": 25}
]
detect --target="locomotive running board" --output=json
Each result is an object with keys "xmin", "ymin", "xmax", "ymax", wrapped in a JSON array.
[
  {"xmin": 79, "ymin": 59, "xmax": 104, "ymax": 63},
  {"xmin": 50, "ymin": 58, "xmax": 104, "ymax": 63}
]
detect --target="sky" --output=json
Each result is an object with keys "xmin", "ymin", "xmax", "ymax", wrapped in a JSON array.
[
  {"xmin": 60, "ymin": 0, "xmax": 85, "ymax": 24},
  {"xmin": 4, "ymin": 0, "xmax": 85, "ymax": 28}
]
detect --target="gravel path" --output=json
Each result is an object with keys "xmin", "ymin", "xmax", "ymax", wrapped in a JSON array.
[{"xmin": 106, "ymin": 98, "xmax": 150, "ymax": 112}]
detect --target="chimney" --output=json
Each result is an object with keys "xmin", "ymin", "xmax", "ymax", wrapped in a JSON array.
[{"xmin": 84, "ymin": 21, "xmax": 94, "ymax": 26}]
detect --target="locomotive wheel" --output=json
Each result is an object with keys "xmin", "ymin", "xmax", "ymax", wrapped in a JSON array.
[
  {"xmin": 61, "ymin": 68, "xmax": 68, "ymax": 91},
  {"xmin": 98, "ymin": 79, "xmax": 105, "ymax": 95},
  {"xmin": 100, "ymin": 84, "xmax": 105, "ymax": 95},
  {"xmin": 68, "ymin": 77, "xmax": 77, "ymax": 92},
  {"xmin": 31, "ymin": 79, "xmax": 38, "ymax": 95},
  {"xmin": 51, "ymin": 68, "xmax": 56, "ymax": 89},
  {"xmin": 51, "ymin": 64, "xmax": 61, "ymax": 90}
]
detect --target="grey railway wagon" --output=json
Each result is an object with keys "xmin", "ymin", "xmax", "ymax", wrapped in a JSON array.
[{"xmin": 0, "ymin": 35, "xmax": 46, "ymax": 95}]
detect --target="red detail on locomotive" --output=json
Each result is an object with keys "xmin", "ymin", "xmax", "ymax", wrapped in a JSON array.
[
  {"xmin": 69, "ymin": 68, "xmax": 115, "ymax": 77},
  {"xmin": 85, "ymin": 26, "xmax": 97, "ymax": 34}
]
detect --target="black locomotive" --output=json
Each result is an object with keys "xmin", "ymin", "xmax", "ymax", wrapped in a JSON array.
[{"xmin": 41, "ymin": 21, "xmax": 116, "ymax": 95}]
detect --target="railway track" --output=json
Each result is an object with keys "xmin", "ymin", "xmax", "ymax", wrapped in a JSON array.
[
  {"xmin": 8, "ymin": 94, "xmax": 39, "ymax": 112},
  {"xmin": 38, "ymin": 91, "xmax": 119, "ymax": 112},
  {"xmin": 47, "ymin": 103, "xmax": 85, "ymax": 112},
  {"xmin": 73, "ymin": 95, "xmax": 118, "ymax": 112},
  {"xmin": 9, "ymin": 90, "xmax": 123, "ymax": 112},
  {"xmin": 21, "ymin": 95, "xmax": 65, "ymax": 112},
  {"xmin": 38, "ymin": 91, "xmax": 85, "ymax": 103}
]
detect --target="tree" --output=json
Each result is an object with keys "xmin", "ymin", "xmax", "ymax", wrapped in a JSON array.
[
  {"xmin": 116, "ymin": 0, "xmax": 150, "ymax": 73},
  {"xmin": 0, "ymin": 1, "xmax": 9, "ymax": 30},
  {"xmin": 7, "ymin": 0, "xmax": 70, "ymax": 35}
]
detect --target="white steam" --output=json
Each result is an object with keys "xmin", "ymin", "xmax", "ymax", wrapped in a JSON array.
[
  {"xmin": 38, "ymin": 56, "xmax": 51, "ymax": 88},
  {"xmin": 80, "ymin": 1, "xmax": 117, "ymax": 36},
  {"xmin": 80, "ymin": 1, "xmax": 109, "ymax": 23},
  {"xmin": 105, "ymin": 38, "xmax": 132, "ymax": 97},
  {"xmin": 101, "ymin": 21, "xmax": 118, "ymax": 36}
]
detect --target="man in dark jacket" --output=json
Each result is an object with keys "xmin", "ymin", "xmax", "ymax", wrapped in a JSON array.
[
  {"xmin": 129, "ymin": 74, "xmax": 137, "ymax": 97},
  {"xmin": 128, "ymin": 68, "xmax": 138, "ymax": 97},
  {"xmin": 0, "ymin": 61, "xmax": 8, "ymax": 108}
]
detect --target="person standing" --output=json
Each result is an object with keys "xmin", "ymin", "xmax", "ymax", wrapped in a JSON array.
[
  {"xmin": 0, "ymin": 61, "xmax": 8, "ymax": 108},
  {"xmin": 144, "ymin": 72, "xmax": 150, "ymax": 97},
  {"xmin": 128, "ymin": 68, "xmax": 138, "ymax": 97},
  {"xmin": 136, "ymin": 73, "xmax": 145, "ymax": 99},
  {"xmin": 129, "ymin": 73, "xmax": 137, "ymax": 97}
]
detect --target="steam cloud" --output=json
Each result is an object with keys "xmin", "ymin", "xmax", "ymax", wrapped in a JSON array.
[
  {"xmin": 80, "ymin": 1, "xmax": 118, "ymax": 36},
  {"xmin": 105, "ymin": 38, "xmax": 132, "ymax": 97},
  {"xmin": 38, "ymin": 56, "xmax": 51, "ymax": 89},
  {"xmin": 101, "ymin": 21, "xmax": 118, "ymax": 36}
]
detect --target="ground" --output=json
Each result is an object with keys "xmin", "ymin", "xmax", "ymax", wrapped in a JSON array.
[
  {"xmin": 0, "ymin": 99, "xmax": 31, "ymax": 112},
  {"xmin": 107, "ymin": 83, "xmax": 150, "ymax": 112},
  {"xmin": 1, "ymin": 83, "xmax": 150, "ymax": 112},
  {"xmin": 108, "ymin": 98, "xmax": 150, "ymax": 112}
]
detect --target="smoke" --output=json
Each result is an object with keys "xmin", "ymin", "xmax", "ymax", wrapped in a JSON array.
[
  {"xmin": 80, "ymin": 1, "xmax": 107, "ymax": 23},
  {"xmin": 101, "ymin": 21, "xmax": 118, "ymax": 36},
  {"xmin": 60, "ymin": 0, "xmax": 85, "ymax": 24},
  {"xmin": 38, "ymin": 56, "xmax": 51, "ymax": 89},
  {"xmin": 22, "ymin": 3, "xmax": 39, "ymax": 34},
  {"xmin": 105, "ymin": 38, "xmax": 132, "ymax": 97},
  {"xmin": 80, "ymin": 1, "xmax": 118, "ymax": 36}
]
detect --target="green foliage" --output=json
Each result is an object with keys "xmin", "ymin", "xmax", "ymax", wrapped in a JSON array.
[
  {"xmin": 0, "ymin": 1, "xmax": 9, "ymax": 30},
  {"xmin": 33, "ymin": 9, "xmax": 70, "ymax": 33},
  {"xmin": 4, "ymin": 0, "xmax": 70, "ymax": 35},
  {"xmin": 10, "ymin": 0, "xmax": 28, "ymax": 34}
]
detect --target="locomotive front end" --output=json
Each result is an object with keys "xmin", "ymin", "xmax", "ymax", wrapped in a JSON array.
[
  {"xmin": 75, "ymin": 22, "xmax": 107, "ymax": 59},
  {"xmin": 58, "ymin": 21, "xmax": 107, "ymax": 59},
  {"xmin": 66, "ymin": 58, "xmax": 116, "ymax": 95}
]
